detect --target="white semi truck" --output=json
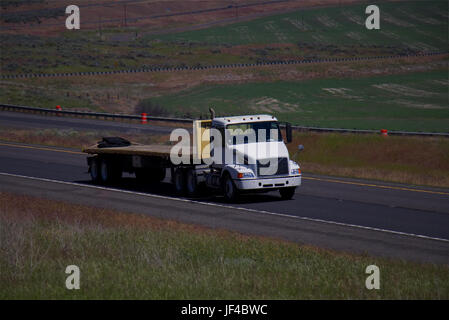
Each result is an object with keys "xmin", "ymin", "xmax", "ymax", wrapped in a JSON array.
[{"xmin": 83, "ymin": 113, "xmax": 302, "ymax": 201}]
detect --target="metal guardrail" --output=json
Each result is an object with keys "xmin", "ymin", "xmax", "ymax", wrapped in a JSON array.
[
  {"xmin": 288, "ymin": 126, "xmax": 449, "ymax": 137},
  {"xmin": 0, "ymin": 103, "xmax": 192, "ymax": 124},
  {"xmin": 1, "ymin": 103, "xmax": 448, "ymax": 137},
  {"xmin": 1, "ymin": 51, "xmax": 447, "ymax": 80}
]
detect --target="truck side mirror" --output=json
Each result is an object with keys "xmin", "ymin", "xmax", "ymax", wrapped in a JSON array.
[{"xmin": 286, "ymin": 122, "xmax": 292, "ymax": 143}]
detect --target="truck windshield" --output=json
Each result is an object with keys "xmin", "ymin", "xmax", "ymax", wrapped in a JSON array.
[{"xmin": 225, "ymin": 121, "xmax": 282, "ymax": 145}]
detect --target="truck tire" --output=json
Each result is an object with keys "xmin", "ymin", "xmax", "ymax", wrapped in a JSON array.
[
  {"xmin": 90, "ymin": 157, "xmax": 100, "ymax": 182},
  {"xmin": 99, "ymin": 159, "xmax": 121, "ymax": 184},
  {"xmin": 136, "ymin": 168, "xmax": 166, "ymax": 183},
  {"xmin": 154, "ymin": 168, "xmax": 166, "ymax": 182},
  {"xmin": 223, "ymin": 174, "xmax": 239, "ymax": 202},
  {"xmin": 173, "ymin": 168, "xmax": 186, "ymax": 195},
  {"xmin": 186, "ymin": 168, "xmax": 198, "ymax": 196},
  {"xmin": 279, "ymin": 187, "xmax": 296, "ymax": 200}
]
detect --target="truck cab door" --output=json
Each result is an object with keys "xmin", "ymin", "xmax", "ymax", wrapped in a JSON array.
[{"xmin": 210, "ymin": 125, "xmax": 226, "ymax": 170}]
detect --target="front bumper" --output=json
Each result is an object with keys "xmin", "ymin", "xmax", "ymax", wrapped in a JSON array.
[{"xmin": 234, "ymin": 175, "xmax": 301, "ymax": 190}]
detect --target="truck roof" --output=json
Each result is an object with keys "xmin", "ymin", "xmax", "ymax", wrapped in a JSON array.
[{"xmin": 212, "ymin": 114, "xmax": 277, "ymax": 126}]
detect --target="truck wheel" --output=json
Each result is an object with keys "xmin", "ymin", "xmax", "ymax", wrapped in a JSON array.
[
  {"xmin": 223, "ymin": 174, "xmax": 239, "ymax": 202},
  {"xmin": 279, "ymin": 187, "xmax": 296, "ymax": 200},
  {"xmin": 173, "ymin": 168, "xmax": 186, "ymax": 195},
  {"xmin": 186, "ymin": 168, "xmax": 198, "ymax": 196},
  {"xmin": 90, "ymin": 157, "xmax": 100, "ymax": 182},
  {"xmin": 100, "ymin": 159, "xmax": 121, "ymax": 184}
]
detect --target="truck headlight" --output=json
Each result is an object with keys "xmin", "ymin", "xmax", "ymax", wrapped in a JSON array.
[
  {"xmin": 237, "ymin": 172, "xmax": 255, "ymax": 179},
  {"xmin": 291, "ymin": 168, "xmax": 301, "ymax": 175}
]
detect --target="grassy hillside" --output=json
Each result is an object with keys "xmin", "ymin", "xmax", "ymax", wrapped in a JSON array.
[
  {"xmin": 1, "ymin": 1, "xmax": 447, "ymax": 75},
  {"xmin": 1, "ymin": 1, "xmax": 447, "ymax": 132},
  {"xmin": 145, "ymin": 70, "xmax": 449, "ymax": 132},
  {"xmin": 154, "ymin": 1, "xmax": 448, "ymax": 51}
]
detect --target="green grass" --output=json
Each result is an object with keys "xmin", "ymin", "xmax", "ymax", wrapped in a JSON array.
[
  {"xmin": 153, "ymin": 1, "xmax": 448, "ymax": 51},
  {"xmin": 1, "ymin": 192, "xmax": 448, "ymax": 299},
  {"xmin": 146, "ymin": 70, "xmax": 449, "ymax": 132}
]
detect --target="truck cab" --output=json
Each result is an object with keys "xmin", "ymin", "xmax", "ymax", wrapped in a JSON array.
[{"xmin": 198, "ymin": 114, "xmax": 302, "ymax": 201}]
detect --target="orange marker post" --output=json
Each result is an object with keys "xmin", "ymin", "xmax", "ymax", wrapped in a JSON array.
[{"xmin": 141, "ymin": 113, "xmax": 148, "ymax": 124}]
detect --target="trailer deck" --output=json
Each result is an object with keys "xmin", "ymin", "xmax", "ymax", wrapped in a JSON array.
[
  {"xmin": 83, "ymin": 143, "xmax": 204, "ymax": 164},
  {"xmin": 83, "ymin": 143, "xmax": 175, "ymax": 157}
]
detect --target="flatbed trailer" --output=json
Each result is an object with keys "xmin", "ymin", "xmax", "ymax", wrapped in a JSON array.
[{"xmin": 83, "ymin": 141, "xmax": 208, "ymax": 187}]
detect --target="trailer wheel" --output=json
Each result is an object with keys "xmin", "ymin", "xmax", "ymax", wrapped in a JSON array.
[
  {"xmin": 173, "ymin": 168, "xmax": 186, "ymax": 195},
  {"xmin": 279, "ymin": 187, "xmax": 296, "ymax": 200},
  {"xmin": 186, "ymin": 168, "xmax": 198, "ymax": 196},
  {"xmin": 90, "ymin": 157, "xmax": 100, "ymax": 182},
  {"xmin": 223, "ymin": 174, "xmax": 239, "ymax": 202}
]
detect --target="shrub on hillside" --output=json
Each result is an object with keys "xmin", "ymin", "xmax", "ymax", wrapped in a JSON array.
[{"xmin": 135, "ymin": 100, "xmax": 170, "ymax": 117}]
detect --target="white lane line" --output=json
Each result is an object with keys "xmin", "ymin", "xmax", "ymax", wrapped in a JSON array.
[{"xmin": 1, "ymin": 171, "xmax": 449, "ymax": 243}]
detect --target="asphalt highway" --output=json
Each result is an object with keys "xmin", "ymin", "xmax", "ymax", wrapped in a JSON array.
[{"xmin": 1, "ymin": 140, "xmax": 448, "ymax": 264}]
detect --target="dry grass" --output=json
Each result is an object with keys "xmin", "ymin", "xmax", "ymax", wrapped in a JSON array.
[
  {"xmin": 289, "ymin": 132, "xmax": 449, "ymax": 188},
  {"xmin": 0, "ymin": 127, "xmax": 170, "ymax": 149},
  {"xmin": 1, "ymin": 192, "xmax": 448, "ymax": 299}
]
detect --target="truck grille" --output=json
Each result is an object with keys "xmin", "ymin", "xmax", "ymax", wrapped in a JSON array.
[{"xmin": 257, "ymin": 158, "xmax": 288, "ymax": 177}]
